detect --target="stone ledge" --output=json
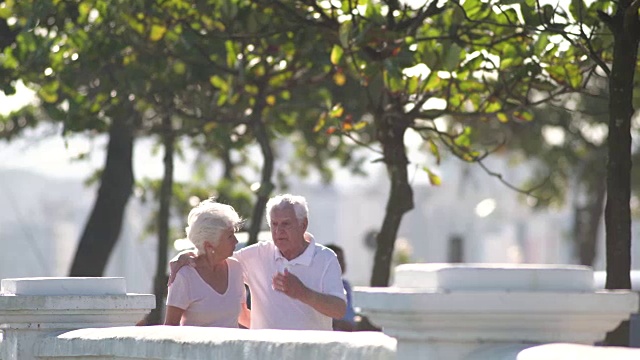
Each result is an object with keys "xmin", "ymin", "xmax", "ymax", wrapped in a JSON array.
[
  {"xmin": 517, "ymin": 343, "xmax": 640, "ymax": 360},
  {"xmin": 0, "ymin": 294, "xmax": 155, "ymax": 311},
  {"xmin": 1, "ymin": 277, "xmax": 126, "ymax": 296},
  {"xmin": 353, "ymin": 289, "xmax": 638, "ymax": 313},
  {"xmin": 36, "ymin": 326, "xmax": 396, "ymax": 360},
  {"xmin": 393, "ymin": 263, "xmax": 594, "ymax": 291}
]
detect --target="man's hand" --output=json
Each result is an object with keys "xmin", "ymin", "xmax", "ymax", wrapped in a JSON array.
[
  {"xmin": 272, "ymin": 269, "xmax": 347, "ymax": 319},
  {"xmin": 272, "ymin": 269, "xmax": 310, "ymax": 301},
  {"xmin": 167, "ymin": 251, "xmax": 197, "ymax": 286}
]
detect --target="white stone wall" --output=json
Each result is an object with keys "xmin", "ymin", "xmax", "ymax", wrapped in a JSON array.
[
  {"xmin": 36, "ymin": 327, "xmax": 396, "ymax": 360},
  {"xmin": 2, "ymin": 269, "xmax": 640, "ymax": 360},
  {"xmin": 31, "ymin": 327, "xmax": 640, "ymax": 360},
  {"xmin": 356, "ymin": 263, "xmax": 640, "ymax": 359}
]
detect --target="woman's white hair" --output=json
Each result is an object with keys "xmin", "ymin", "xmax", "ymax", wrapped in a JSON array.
[
  {"xmin": 185, "ymin": 199, "xmax": 243, "ymax": 255},
  {"xmin": 265, "ymin": 194, "xmax": 309, "ymax": 225}
]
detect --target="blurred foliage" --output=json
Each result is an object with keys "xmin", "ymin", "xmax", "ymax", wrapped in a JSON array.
[{"xmin": 268, "ymin": 0, "xmax": 609, "ymax": 285}]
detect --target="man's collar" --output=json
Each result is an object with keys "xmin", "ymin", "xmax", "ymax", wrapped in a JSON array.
[{"xmin": 274, "ymin": 234, "xmax": 315, "ymax": 266}]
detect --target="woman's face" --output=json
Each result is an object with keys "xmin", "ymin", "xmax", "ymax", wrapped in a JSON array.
[{"xmin": 215, "ymin": 226, "xmax": 238, "ymax": 258}]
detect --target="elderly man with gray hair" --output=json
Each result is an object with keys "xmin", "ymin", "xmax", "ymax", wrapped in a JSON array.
[{"xmin": 169, "ymin": 194, "xmax": 347, "ymax": 330}]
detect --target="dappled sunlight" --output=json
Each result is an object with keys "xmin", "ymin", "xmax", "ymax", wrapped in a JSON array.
[{"xmin": 475, "ymin": 198, "xmax": 496, "ymax": 218}]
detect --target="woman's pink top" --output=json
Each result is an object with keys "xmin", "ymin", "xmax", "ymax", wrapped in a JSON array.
[{"xmin": 166, "ymin": 257, "xmax": 245, "ymax": 327}]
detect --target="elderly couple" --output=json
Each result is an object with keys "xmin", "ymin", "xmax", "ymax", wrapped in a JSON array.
[{"xmin": 164, "ymin": 194, "xmax": 347, "ymax": 330}]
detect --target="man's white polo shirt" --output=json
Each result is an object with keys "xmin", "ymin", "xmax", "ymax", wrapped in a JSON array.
[{"xmin": 233, "ymin": 237, "xmax": 346, "ymax": 330}]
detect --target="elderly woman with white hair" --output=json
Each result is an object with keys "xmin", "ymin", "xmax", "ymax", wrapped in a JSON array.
[{"xmin": 164, "ymin": 199, "xmax": 250, "ymax": 328}]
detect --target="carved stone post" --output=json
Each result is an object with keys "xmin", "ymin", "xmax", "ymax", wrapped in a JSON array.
[
  {"xmin": 355, "ymin": 264, "xmax": 638, "ymax": 360},
  {"xmin": 0, "ymin": 277, "xmax": 154, "ymax": 360}
]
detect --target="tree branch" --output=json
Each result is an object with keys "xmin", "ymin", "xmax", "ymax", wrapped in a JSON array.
[{"xmin": 476, "ymin": 158, "xmax": 550, "ymax": 200}]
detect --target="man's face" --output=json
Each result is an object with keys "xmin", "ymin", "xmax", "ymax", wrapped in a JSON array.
[{"xmin": 269, "ymin": 204, "xmax": 308, "ymax": 257}]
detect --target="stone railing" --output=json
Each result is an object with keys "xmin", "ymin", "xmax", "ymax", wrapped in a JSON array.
[
  {"xmin": 1, "ymin": 264, "xmax": 639, "ymax": 360},
  {"xmin": 0, "ymin": 277, "xmax": 155, "ymax": 360},
  {"xmin": 355, "ymin": 263, "xmax": 640, "ymax": 359},
  {"xmin": 36, "ymin": 326, "xmax": 395, "ymax": 360}
]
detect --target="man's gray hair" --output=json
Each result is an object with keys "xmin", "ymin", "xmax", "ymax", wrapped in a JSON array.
[
  {"xmin": 265, "ymin": 194, "xmax": 309, "ymax": 225},
  {"xmin": 185, "ymin": 199, "xmax": 243, "ymax": 255}
]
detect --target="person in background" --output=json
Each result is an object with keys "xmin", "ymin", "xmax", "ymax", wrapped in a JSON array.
[
  {"xmin": 325, "ymin": 244, "xmax": 356, "ymax": 331},
  {"xmin": 169, "ymin": 194, "xmax": 346, "ymax": 330},
  {"xmin": 165, "ymin": 199, "xmax": 250, "ymax": 328}
]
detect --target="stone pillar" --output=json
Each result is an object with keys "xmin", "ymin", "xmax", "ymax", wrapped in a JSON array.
[
  {"xmin": 354, "ymin": 264, "xmax": 639, "ymax": 360},
  {"xmin": 0, "ymin": 277, "xmax": 155, "ymax": 360}
]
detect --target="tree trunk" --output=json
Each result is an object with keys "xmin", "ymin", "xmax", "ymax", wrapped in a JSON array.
[
  {"xmin": 247, "ymin": 97, "xmax": 273, "ymax": 246},
  {"xmin": 370, "ymin": 110, "xmax": 414, "ymax": 287},
  {"xmin": 69, "ymin": 115, "xmax": 135, "ymax": 276},
  {"xmin": 603, "ymin": 2, "xmax": 639, "ymax": 346},
  {"xmin": 573, "ymin": 175, "xmax": 606, "ymax": 266},
  {"xmin": 604, "ymin": 4, "xmax": 639, "ymax": 291},
  {"xmin": 146, "ymin": 114, "xmax": 175, "ymax": 325}
]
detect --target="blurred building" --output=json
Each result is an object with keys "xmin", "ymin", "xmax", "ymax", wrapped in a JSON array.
[
  {"xmin": 292, "ymin": 154, "xmax": 578, "ymax": 286},
  {"xmin": 0, "ymin": 169, "xmax": 157, "ymax": 293},
  {"xmin": 2, "ymin": 151, "xmax": 640, "ymax": 293}
]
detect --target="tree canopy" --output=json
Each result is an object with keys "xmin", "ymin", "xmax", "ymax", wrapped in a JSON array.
[{"xmin": 2, "ymin": 1, "xmax": 639, "ymax": 329}]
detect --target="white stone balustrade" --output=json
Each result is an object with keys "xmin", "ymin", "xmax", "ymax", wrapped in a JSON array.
[
  {"xmin": 2, "ymin": 266, "xmax": 639, "ymax": 360},
  {"xmin": 35, "ymin": 326, "xmax": 395, "ymax": 360},
  {"xmin": 354, "ymin": 263, "xmax": 640, "ymax": 360},
  {"xmin": 0, "ymin": 277, "xmax": 155, "ymax": 360}
]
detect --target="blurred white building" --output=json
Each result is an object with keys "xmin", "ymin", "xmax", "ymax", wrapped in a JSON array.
[
  {"xmin": 293, "ymin": 154, "xmax": 578, "ymax": 286},
  {"xmin": 3, "ymin": 146, "xmax": 637, "ymax": 293},
  {"xmin": 0, "ymin": 169, "xmax": 157, "ymax": 293}
]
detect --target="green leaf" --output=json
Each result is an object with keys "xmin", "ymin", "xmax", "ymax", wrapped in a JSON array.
[
  {"xmin": 454, "ymin": 127, "xmax": 472, "ymax": 148},
  {"xmin": 459, "ymin": 80, "xmax": 484, "ymax": 92},
  {"xmin": 443, "ymin": 43, "xmax": 463, "ymax": 71},
  {"xmin": 485, "ymin": 100, "xmax": 502, "ymax": 113},
  {"xmin": 0, "ymin": 6, "xmax": 11, "ymax": 19},
  {"xmin": 534, "ymin": 33, "xmax": 550, "ymax": 55},
  {"xmin": 330, "ymin": 45, "xmax": 344, "ymax": 65},
  {"xmin": 365, "ymin": 0, "xmax": 383, "ymax": 21},
  {"xmin": 329, "ymin": 103, "xmax": 344, "ymax": 118},
  {"xmin": 225, "ymin": 41, "xmax": 236, "ymax": 68},
  {"xmin": 217, "ymin": 93, "xmax": 227, "ymax": 106},
  {"xmin": 463, "ymin": 0, "xmax": 484, "ymax": 19},
  {"xmin": 501, "ymin": 57, "xmax": 517, "ymax": 68},
  {"xmin": 353, "ymin": 122, "xmax": 367, "ymax": 130},
  {"xmin": 78, "ymin": 3, "xmax": 91, "ymax": 21},
  {"xmin": 149, "ymin": 24, "xmax": 167, "ymax": 41},
  {"xmin": 406, "ymin": 76, "xmax": 419, "ymax": 94},
  {"xmin": 313, "ymin": 112, "xmax": 327, "ymax": 132},
  {"xmin": 423, "ymin": 73, "xmax": 441, "ymax": 91},
  {"xmin": 423, "ymin": 167, "xmax": 442, "ymax": 186},
  {"xmin": 244, "ymin": 84, "xmax": 258, "ymax": 95},
  {"xmin": 514, "ymin": 110, "xmax": 534, "ymax": 121},
  {"xmin": 339, "ymin": 22, "xmax": 352, "ymax": 48},
  {"xmin": 565, "ymin": 63, "xmax": 583, "ymax": 88},
  {"xmin": 209, "ymin": 76, "xmax": 228, "ymax": 91},
  {"xmin": 173, "ymin": 60, "xmax": 186, "ymax": 75}
]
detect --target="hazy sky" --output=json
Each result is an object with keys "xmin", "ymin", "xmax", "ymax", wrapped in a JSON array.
[{"xmin": 0, "ymin": 83, "xmax": 197, "ymax": 181}]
